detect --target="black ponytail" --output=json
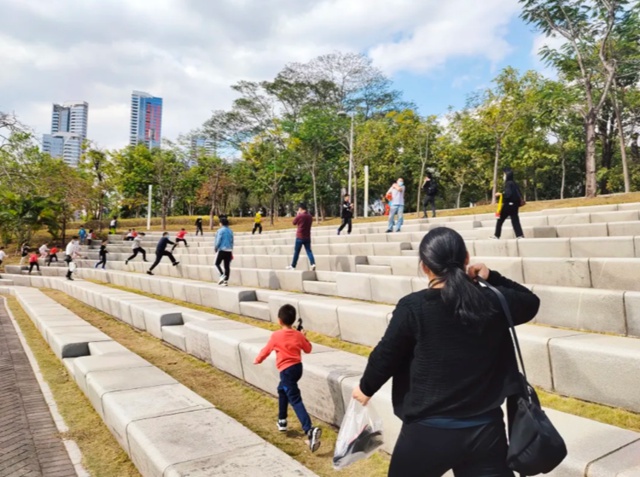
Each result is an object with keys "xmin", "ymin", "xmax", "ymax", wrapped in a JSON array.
[{"xmin": 419, "ymin": 227, "xmax": 494, "ymax": 331}]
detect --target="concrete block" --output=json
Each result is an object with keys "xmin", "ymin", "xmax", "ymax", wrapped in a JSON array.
[
  {"xmin": 390, "ymin": 258, "xmax": 420, "ymax": 277},
  {"xmin": 334, "ymin": 255, "xmax": 367, "ymax": 273},
  {"xmin": 335, "ymin": 273, "xmax": 372, "ymax": 301},
  {"xmin": 518, "ymin": 325, "xmax": 582, "ymax": 391},
  {"xmin": 239, "ymin": 301, "xmax": 271, "ymax": 321},
  {"xmin": 546, "ymin": 213, "xmax": 591, "ymax": 226},
  {"xmin": 370, "ymin": 275, "xmax": 413, "ymax": 305},
  {"xmin": 240, "ymin": 268, "xmax": 261, "ymax": 288},
  {"xmin": 48, "ymin": 328, "xmax": 112, "ymax": 359},
  {"xmin": 590, "ymin": 210, "xmax": 639, "ymax": 223},
  {"xmin": 199, "ymin": 286, "xmax": 220, "ymax": 309},
  {"xmin": 88, "ymin": 341, "xmax": 130, "ymax": 356},
  {"xmin": 208, "ymin": 328, "xmax": 271, "ymax": 378},
  {"xmin": 184, "ymin": 320, "xmax": 250, "ymax": 362},
  {"xmin": 625, "ymin": 291, "xmax": 640, "ymax": 338},
  {"xmin": 170, "ymin": 281, "xmax": 187, "ymax": 301},
  {"xmin": 570, "ymin": 236, "xmax": 635, "ymax": 258},
  {"xmin": 162, "ymin": 326, "xmax": 187, "ymax": 351},
  {"xmin": 412, "ymin": 277, "xmax": 430, "ymax": 293},
  {"xmin": 590, "ymin": 258, "xmax": 640, "ymax": 291},
  {"xmin": 86, "ymin": 366, "xmax": 176, "ymax": 418},
  {"xmin": 103, "ymin": 384, "xmax": 213, "ymax": 453},
  {"xmin": 303, "ymin": 280, "xmax": 338, "ymax": 296},
  {"xmin": 73, "ymin": 353, "xmax": 152, "ymax": 394},
  {"xmin": 273, "ymin": 270, "xmax": 316, "ymax": 292},
  {"xmin": 350, "ymin": 243, "xmax": 375, "ymax": 256},
  {"xmin": 298, "ymin": 298, "xmax": 342, "ymax": 337},
  {"xmin": 556, "ymin": 223, "xmax": 609, "ymax": 238},
  {"xmin": 522, "ymin": 258, "xmax": 591, "ymax": 288},
  {"xmin": 517, "ymin": 238, "xmax": 571, "ymax": 258},
  {"xmin": 533, "ymin": 285, "xmax": 626, "ymax": 335},
  {"xmin": 160, "ymin": 280, "xmax": 175, "ymax": 299},
  {"xmin": 608, "ymin": 221, "xmax": 640, "ymax": 238},
  {"xmin": 477, "ymin": 257, "xmax": 524, "ymax": 283},
  {"xmin": 143, "ymin": 307, "xmax": 183, "ymax": 339},
  {"xmin": 215, "ymin": 287, "xmax": 257, "ymax": 314},
  {"xmin": 587, "ymin": 439, "xmax": 640, "ymax": 477},
  {"xmin": 356, "ymin": 264, "xmax": 392, "ymax": 275},
  {"xmin": 473, "ymin": 239, "xmax": 519, "ymax": 257},
  {"xmin": 550, "ymin": 334, "xmax": 640, "ymax": 412},
  {"xmin": 337, "ymin": 304, "xmax": 394, "ymax": 347},
  {"xmin": 127, "ymin": 409, "xmax": 265, "ymax": 477},
  {"xmin": 617, "ymin": 202, "xmax": 640, "ymax": 211}
]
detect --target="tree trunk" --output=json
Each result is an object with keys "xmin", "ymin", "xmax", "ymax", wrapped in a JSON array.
[
  {"xmin": 491, "ymin": 138, "xmax": 502, "ymax": 204},
  {"xmin": 585, "ymin": 114, "xmax": 598, "ymax": 198},
  {"xmin": 561, "ymin": 154, "xmax": 566, "ymax": 200},
  {"xmin": 270, "ymin": 192, "xmax": 276, "ymax": 226},
  {"xmin": 353, "ymin": 168, "xmax": 358, "ymax": 220},
  {"xmin": 417, "ymin": 160, "xmax": 426, "ymax": 217},
  {"xmin": 209, "ymin": 202, "xmax": 215, "ymax": 229},
  {"xmin": 456, "ymin": 182, "xmax": 464, "ymax": 209},
  {"xmin": 161, "ymin": 200, "xmax": 168, "ymax": 230},
  {"xmin": 612, "ymin": 85, "xmax": 631, "ymax": 193},
  {"xmin": 311, "ymin": 162, "xmax": 319, "ymax": 225}
]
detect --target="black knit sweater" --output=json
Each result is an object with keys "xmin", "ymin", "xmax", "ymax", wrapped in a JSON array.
[{"xmin": 360, "ymin": 271, "xmax": 540, "ymax": 423}]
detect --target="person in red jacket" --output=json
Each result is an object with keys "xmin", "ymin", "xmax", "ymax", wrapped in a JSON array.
[
  {"xmin": 28, "ymin": 252, "xmax": 40, "ymax": 274},
  {"xmin": 286, "ymin": 203, "xmax": 316, "ymax": 271},
  {"xmin": 172, "ymin": 228, "xmax": 188, "ymax": 251},
  {"xmin": 254, "ymin": 304, "xmax": 322, "ymax": 452}
]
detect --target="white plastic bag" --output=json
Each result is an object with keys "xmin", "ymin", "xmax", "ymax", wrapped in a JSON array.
[{"xmin": 333, "ymin": 398, "xmax": 384, "ymax": 470}]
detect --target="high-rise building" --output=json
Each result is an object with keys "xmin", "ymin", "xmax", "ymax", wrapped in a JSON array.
[
  {"xmin": 130, "ymin": 91, "xmax": 163, "ymax": 149},
  {"xmin": 190, "ymin": 136, "xmax": 216, "ymax": 157},
  {"xmin": 42, "ymin": 101, "xmax": 88, "ymax": 167}
]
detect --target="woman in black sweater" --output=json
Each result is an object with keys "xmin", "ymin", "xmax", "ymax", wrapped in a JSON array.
[
  {"xmin": 352, "ymin": 227, "xmax": 540, "ymax": 477},
  {"xmin": 493, "ymin": 168, "xmax": 525, "ymax": 239}
]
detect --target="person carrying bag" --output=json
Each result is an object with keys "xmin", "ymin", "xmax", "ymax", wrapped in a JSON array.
[{"xmin": 478, "ymin": 277, "xmax": 567, "ymax": 476}]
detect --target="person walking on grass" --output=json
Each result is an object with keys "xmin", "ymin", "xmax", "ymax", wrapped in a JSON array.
[
  {"xmin": 147, "ymin": 232, "xmax": 179, "ymax": 275},
  {"xmin": 28, "ymin": 252, "xmax": 40, "ymax": 275},
  {"xmin": 0, "ymin": 247, "xmax": 5, "ymax": 268},
  {"xmin": 351, "ymin": 227, "xmax": 540, "ymax": 477},
  {"xmin": 337, "ymin": 194, "xmax": 353, "ymax": 235},
  {"xmin": 254, "ymin": 304, "xmax": 322, "ymax": 453},
  {"xmin": 172, "ymin": 228, "xmax": 188, "ymax": 251},
  {"xmin": 47, "ymin": 246, "xmax": 59, "ymax": 266},
  {"xmin": 422, "ymin": 172, "xmax": 438, "ymax": 218},
  {"xmin": 252, "ymin": 209, "xmax": 263, "ymax": 235},
  {"xmin": 492, "ymin": 168, "xmax": 525, "ymax": 240},
  {"xmin": 94, "ymin": 240, "xmax": 109, "ymax": 269},
  {"xmin": 125, "ymin": 232, "xmax": 147, "ymax": 264},
  {"xmin": 286, "ymin": 203, "xmax": 316, "ymax": 271},
  {"xmin": 19, "ymin": 243, "xmax": 30, "ymax": 266},
  {"xmin": 195, "ymin": 217, "xmax": 204, "ymax": 236},
  {"xmin": 386, "ymin": 178, "xmax": 406, "ymax": 233},
  {"xmin": 64, "ymin": 237, "xmax": 81, "ymax": 281},
  {"xmin": 214, "ymin": 218, "xmax": 234, "ymax": 286}
]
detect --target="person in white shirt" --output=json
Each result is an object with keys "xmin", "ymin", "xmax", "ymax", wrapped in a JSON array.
[
  {"xmin": 39, "ymin": 243, "xmax": 50, "ymax": 259},
  {"xmin": 0, "ymin": 247, "xmax": 6, "ymax": 267},
  {"xmin": 125, "ymin": 233, "xmax": 147, "ymax": 264},
  {"xmin": 386, "ymin": 178, "xmax": 406, "ymax": 233},
  {"xmin": 65, "ymin": 237, "xmax": 81, "ymax": 281}
]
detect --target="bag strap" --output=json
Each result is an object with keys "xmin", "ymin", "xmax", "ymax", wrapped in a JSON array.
[{"xmin": 477, "ymin": 277, "xmax": 528, "ymax": 381}]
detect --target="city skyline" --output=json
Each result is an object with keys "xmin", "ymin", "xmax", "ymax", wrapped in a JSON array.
[{"xmin": 42, "ymin": 101, "xmax": 88, "ymax": 167}]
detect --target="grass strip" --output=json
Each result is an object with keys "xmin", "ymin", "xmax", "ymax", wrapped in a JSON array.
[
  {"xmin": 40, "ymin": 288, "xmax": 390, "ymax": 477},
  {"xmin": 6, "ymin": 296, "xmax": 140, "ymax": 477},
  {"xmin": 91, "ymin": 281, "xmax": 640, "ymax": 434}
]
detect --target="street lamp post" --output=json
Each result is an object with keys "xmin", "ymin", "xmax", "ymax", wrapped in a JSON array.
[{"xmin": 348, "ymin": 113, "xmax": 354, "ymax": 198}]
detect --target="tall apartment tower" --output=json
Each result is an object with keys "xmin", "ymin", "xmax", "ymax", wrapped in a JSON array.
[
  {"xmin": 42, "ymin": 101, "xmax": 89, "ymax": 167},
  {"xmin": 130, "ymin": 91, "xmax": 163, "ymax": 149}
]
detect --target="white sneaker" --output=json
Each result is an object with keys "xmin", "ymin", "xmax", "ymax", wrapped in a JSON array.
[
  {"xmin": 310, "ymin": 264, "xmax": 316, "ymax": 271},
  {"xmin": 222, "ymin": 281, "xmax": 229, "ymax": 287},
  {"xmin": 218, "ymin": 275, "xmax": 227, "ymax": 285},
  {"xmin": 286, "ymin": 265, "xmax": 294, "ymax": 270}
]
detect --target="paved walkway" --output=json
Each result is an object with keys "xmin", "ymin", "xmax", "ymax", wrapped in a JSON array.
[{"xmin": 0, "ymin": 298, "xmax": 77, "ymax": 477}]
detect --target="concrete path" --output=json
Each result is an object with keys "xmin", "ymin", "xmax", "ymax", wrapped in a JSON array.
[{"xmin": 0, "ymin": 298, "xmax": 77, "ymax": 477}]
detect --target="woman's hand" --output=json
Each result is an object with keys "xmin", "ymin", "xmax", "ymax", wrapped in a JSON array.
[
  {"xmin": 467, "ymin": 263, "xmax": 490, "ymax": 281},
  {"xmin": 352, "ymin": 385, "xmax": 371, "ymax": 406}
]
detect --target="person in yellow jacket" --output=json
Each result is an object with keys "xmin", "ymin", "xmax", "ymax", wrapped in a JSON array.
[{"xmin": 252, "ymin": 208, "xmax": 263, "ymax": 235}]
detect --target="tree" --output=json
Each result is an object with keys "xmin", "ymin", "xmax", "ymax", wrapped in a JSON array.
[
  {"xmin": 151, "ymin": 144, "xmax": 188, "ymax": 229},
  {"xmin": 79, "ymin": 143, "xmax": 114, "ymax": 225},
  {"xmin": 521, "ymin": 0, "xmax": 629, "ymax": 197}
]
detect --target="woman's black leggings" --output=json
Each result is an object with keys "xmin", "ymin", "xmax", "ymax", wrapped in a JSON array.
[
  {"xmin": 338, "ymin": 217, "xmax": 352, "ymax": 234},
  {"xmin": 389, "ymin": 420, "xmax": 513, "ymax": 477},
  {"xmin": 215, "ymin": 251, "xmax": 232, "ymax": 279},
  {"xmin": 494, "ymin": 203, "xmax": 524, "ymax": 238}
]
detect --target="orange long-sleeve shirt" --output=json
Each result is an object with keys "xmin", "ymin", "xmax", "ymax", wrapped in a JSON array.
[{"xmin": 254, "ymin": 328, "xmax": 312, "ymax": 372}]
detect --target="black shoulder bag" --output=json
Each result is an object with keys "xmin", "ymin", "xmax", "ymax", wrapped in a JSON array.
[{"xmin": 478, "ymin": 278, "xmax": 567, "ymax": 476}]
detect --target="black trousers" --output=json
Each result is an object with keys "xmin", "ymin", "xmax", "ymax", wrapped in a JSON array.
[
  {"xmin": 215, "ymin": 251, "xmax": 232, "ymax": 279},
  {"xmin": 338, "ymin": 217, "xmax": 352, "ymax": 234},
  {"xmin": 196, "ymin": 226, "xmax": 203, "ymax": 236},
  {"xmin": 95, "ymin": 255, "xmax": 107, "ymax": 268},
  {"xmin": 64, "ymin": 255, "xmax": 73, "ymax": 279},
  {"xmin": 172, "ymin": 238, "xmax": 188, "ymax": 251},
  {"xmin": 127, "ymin": 248, "xmax": 147, "ymax": 262},
  {"xmin": 149, "ymin": 251, "xmax": 176, "ymax": 271},
  {"xmin": 494, "ymin": 203, "xmax": 524, "ymax": 238},
  {"xmin": 252, "ymin": 223, "xmax": 262, "ymax": 235},
  {"xmin": 46, "ymin": 254, "xmax": 58, "ymax": 266},
  {"xmin": 389, "ymin": 420, "xmax": 513, "ymax": 477},
  {"xmin": 28, "ymin": 262, "xmax": 40, "ymax": 274},
  {"xmin": 424, "ymin": 195, "xmax": 436, "ymax": 218}
]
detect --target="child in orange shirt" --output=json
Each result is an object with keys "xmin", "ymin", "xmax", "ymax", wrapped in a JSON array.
[
  {"xmin": 172, "ymin": 228, "xmax": 188, "ymax": 251},
  {"xmin": 28, "ymin": 252, "xmax": 40, "ymax": 274},
  {"xmin": 254, "ymin": 304, "xmax": 322, "ymax": 452}
]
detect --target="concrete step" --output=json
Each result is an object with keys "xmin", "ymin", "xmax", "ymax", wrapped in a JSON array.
[{"xmin": 238, "ymin": 301, "xmax": 271, "ymax": 322}]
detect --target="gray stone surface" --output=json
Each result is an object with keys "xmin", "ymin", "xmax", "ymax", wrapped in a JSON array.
[
  {"xmin": 570, "ymin": 237, "xmax": 635, "ymax": 258},
  {"xmin": 103, "ymin": 383, "xmax": 213, "ymax": 452},
  {"xmin": 88, "ymin": 341, "xmax": 130, "ymax": 355},
  {"xmin": 208, "ymin": 327, "xmax": 271, "ymax": 379},
  {"xmin": 215, "ymin": 287, "xmax": 257, "ymax": 314},
  {"xmin": 337, "ymin": 304, "xmax": 393, "ymax": 347},
  {"xmin": 184, "ymin": 320, "xmax": 251, "ymax": 363},
  {"xmin": 298, "ymin": 298, "xmax": 342, "ymax": 337},
  {"xmin": 607, "ymin": 221, "xmax": 640, "ymax": 237},
  {"xmin": 73, "ymin": 353, "xmax": 152, "ymax": 394},
  {"xmin": 473, "ymin": 239, "xmax": 519, "ymax": 257},
  {"xmin": 478, "ymin": 257, "xmax": 524, "ymax": 283},
  {"xmin": 370, "ymin": 275, "xmax": 413, "ymax": 304},
  {"xmin": 238, "ymin": 301, "xmax": 271, "ymax": 321},
  {"xmin": 518, "ymin": 238, "xmax": 571, "ymax": 258},
  {"xmin": 335, "ymin": 273, "xmax": 372, "ymax": 301},
  {"xmin": 556, "ymin": 223, "xmax": 608, "ymax": 238},
  {"xmin": 142, "ymin": 307, "xmax": 184, "ymax": 339},
  {"xmin": 550, "ymin": 334, "xmax": 640, "ymax": 412},
  {"xmin": 47, "ymin": 327, "xmax": 112, "ymax": 359},
  {"xmin": 162, "ymin": 325, "xmax": 187, "ymax": 351},
  {"xmin": 590, "ymin": 258, "xmax": 640, "ymax": 292},
  {"xmin": 532, "ymin": 285, "xmax": 626, "ymax": 335},
  {"xmin": 523, "ymin": 258, "xmax": 591, "ymax": 287},
  {"xmin": 625, "ymin": 291, "xmax": 640, "ymax": 338},
  {"xmin": 587, "ymin": 439, "xmax": 640, "ymax": 477}
]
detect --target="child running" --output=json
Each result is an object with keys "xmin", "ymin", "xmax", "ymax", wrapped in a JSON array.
[
  {"xmin": 254, "ymin": 304, "xmax": 322, "ymax": 452},
  {"xmin": 172, "ymin": 228, "xmax": 188, "ymax": 251},
  {"xmin": 252, "ymin": 209, "xmax": 263, "ymax": 235},
  {"xmin": 95, "ymin": 240, "xmax": 109, "ymax": 269},
  {"xmin": 125, "ymin": 232, "xmax": 147, "ymax": 264},
  {"xmin": 28, "ymin": 252, "xmax": 40, "ymax": 274},
  {"xmin": 47, "ymin": 246, "xmax": 58, "ymax": 266}
]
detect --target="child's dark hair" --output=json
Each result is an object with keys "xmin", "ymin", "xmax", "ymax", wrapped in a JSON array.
[
  {"xmin": 419, "ymin": 227, "xmax": 495, "ymax": 332},
  {"xmin": 278, "ymin": 304, "xmax": 297, "ymax": 326}
]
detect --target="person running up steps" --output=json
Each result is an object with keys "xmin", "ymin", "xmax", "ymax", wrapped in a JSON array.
[
  {"xmin": 214, "ymin": 218, "xmax": 234, "ymax": 286},
  {"xmin": 386, "ymin": 178, "xmax": 406, "ymax": 233},
  {"xmin": 78, "ymin": 226, "xmax": 87, "ymax": 245},
  {"xmin": 19, "ymin": 243, "xmax": 30, "ymax": 266},
  {"xmin": 195, "ymin": 217, "xmax": 204, "ymax": 236},
  {"xmin": 422, "ymin": 172, "xmax": 438, "ymax": 218},
  {"xmin": 0, "ymin": 247, "xmax": 6, "ymax": 268},
  {"xmin": 47, "ymin": 246, "xmax": 58, "ymax": 266},
  {"xmin": 252, "ymin": 209, "xmax": 263, "ymax": 235},
  {"xmin": 287, "ymin": 203, "xmax": 316, "ymax": 271},
  {"xmin": 492, "ymin": 168, "xmax": 525, "ymax": 240},
  {"xmin": 147, "ymin": 232, "xmax": 179, "ymax": 275},
  {"xmin": 94, "ymin": 240, "xmax": 109, "ymax": 269},
  {"xmin": 124, "ymin": 229, "xmax": 134, "ymax": 241},
  {"xmin": 64, "ymin": 237, "xmax": 81, "ymax": 281},
  {"xmin": 254, "ymin": 304, "xmax": 322, "ymax": 452},
  {"xmin": 337, "ymin": 194, "xmax": 353, "ymax": 235},
  {"xmin": 39, "ymin": 243, "xmax": 50, "ymax": 259},
  {"xmin": 172, "ymin": 228, "xmax": 188, "ymax": 252},
  {"xmin": 28, "ymin": 252, "xmax": 40, "ymax": 275},
  {"xmin": 125, "ymin": 232, "xmax": 147, "ymax": 264}
]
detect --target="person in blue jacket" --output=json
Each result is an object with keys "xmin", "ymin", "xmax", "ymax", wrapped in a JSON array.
[{"xmin": 214, "ymin": 218, "xmax": 234, "ymax": 286}]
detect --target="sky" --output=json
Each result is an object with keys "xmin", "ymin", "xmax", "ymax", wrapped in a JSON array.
[{"xmin": 0, "ymin": 0, "xmax": 550, "ymax": 150}]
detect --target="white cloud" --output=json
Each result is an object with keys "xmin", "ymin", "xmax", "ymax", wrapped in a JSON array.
[
  {"xmin": 0, "ymin": 0, "xmax": 520, "ymax": 149},
  {"xmin": 530, "ymin": 33, "xmax": 566, "ymax": 79}
]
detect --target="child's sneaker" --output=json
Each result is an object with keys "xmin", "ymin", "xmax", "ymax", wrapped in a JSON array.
[
  {"xmin": 307, "ymin": 427, "xmax": 322, "ymax": 452},
  {"xmin": 310, "ymin": 264, "xmax": 316, "ymax": 271},
  {"xmin": 277, "ymin": 419, "xmax": 287, "ymax": 432},
  {"xmin": 218, "ymin": 275, "xmax": 227, "ymax": 285}
]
